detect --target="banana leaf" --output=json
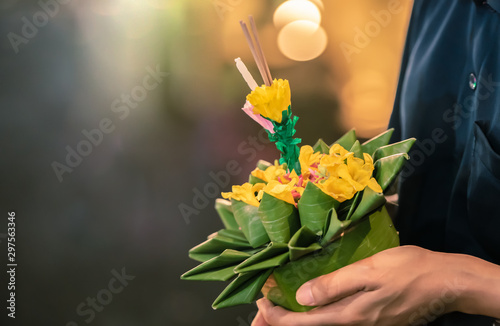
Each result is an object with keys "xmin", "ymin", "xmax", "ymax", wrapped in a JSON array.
[
  {"xmin": 215, "ymin": 199, "xmax": 239, "ymax": 231},
  {"xmin": 361, "ymin": 129, "xmax": 394, "ymax": 156},
  {"xmin": 373, "ymin": 138, "xmax": 416, "ymax": 162},
  {"xmin": 320, "ymin": 208, "xmax": 351, "ymax": 246},
  {"xmin": 181, "ymin": 249, "xmax": 252, "ymax": 281},
  {"xmin": 374, "ymin": 153, "xmax": 409, "ymax": 191},
  {"xmin": 231, "ymin": 199, "xmax": 270, "ymax": 248},
  {"xmin": 333, "ymin": 128, "xmax": 356, "ymax": 149},
  {"xmin": 297, "ymin": 182, "xmax": 340, "ymax": 234},
  {"xmin": 312, "ymin": 139, "xmax": 330, "ymax": 154},
  {"xmin": 258, "ymin": 192, "xmax": 300, "ymax": 244},
  {"xmin": 288, "ymin": 226, "xmax": 322, "ymax": 261},
  {"xmin": 346, "ymin": 187, "xmax": 386, "ymax": 223},
  {"xmin": 235, "ymin": 242, "xmax": 289, "ymax": 273},
  {"xmin": 188, "ymin": 230, "xmax": 253, "ymax": 262},
  {"xmin": 212, "ymin": 269, "xmax": 273, "ymax": 309},
  {"xmin": 349, "ymin": 140, "xmax": 363, "ymax": 159},
  {"xmin": 266, "ymin": 206, "xmax": 399, "ymax": 312}
]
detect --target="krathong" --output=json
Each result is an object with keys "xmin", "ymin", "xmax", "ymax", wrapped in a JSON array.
[{"xmin": 181, "ymin": 16, "xmax": 416, "ymax": 312}]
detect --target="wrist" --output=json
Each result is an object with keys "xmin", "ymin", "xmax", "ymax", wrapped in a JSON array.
[{"xmin": 446, "ymin": 253, "xmax": 500, "ymax": 318}]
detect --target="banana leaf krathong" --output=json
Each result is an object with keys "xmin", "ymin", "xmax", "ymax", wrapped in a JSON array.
[{"xmin": 181, "ymin": 129, "xmax": 415, "ymax": 311}]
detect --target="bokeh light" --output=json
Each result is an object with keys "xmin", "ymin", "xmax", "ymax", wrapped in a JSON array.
[
  {"xmin": 273, "ymin": 0, "xmax": 321, "ymax": 29},
  {"xmin": 278, "ymin": 20, "xmax": 327, "ymax": 61}
]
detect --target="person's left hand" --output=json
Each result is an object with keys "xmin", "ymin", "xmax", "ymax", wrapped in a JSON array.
[{"xmin": 252, "ymin": 245, "xmax": 465, "ymax": 326}]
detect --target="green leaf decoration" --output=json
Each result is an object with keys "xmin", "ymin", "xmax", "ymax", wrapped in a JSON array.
[
  {"xmin": 320, "ymin": 208, "xmax": 351, "ymax": 246},
  {"xmin": 258, "ymin": 192, "xmax": 300, "ymax": 244},
  {"xmin": 231, "ymin": 199, "xmax": 270, "ymax": 248},
  {"xmin": 181, "ymin": 249, "xmax": 252, "ymax": 281},
  {"xmin": 189, "ymin": 230, "xmax": 253, "ymax": 262},
  {"xmin": 349, "ymin": 140, "xmax": 363, "ymax": 159},
  {"xmin": 361, "ymin": 129, "xmax": 394, "ymax": 156},
  {"xmin": 333, "ymin": 128, "xmax": 356, "ymax": 149},
  {"xmin": 373, "ymin": 138, "xmax": 416, "ymax": 162},
  {"xmin": 374, "ymin": 153, "xmax": 409, "ymax": 191},
  {"xmin": 297, "ymin": 182, "xmax": 340, "ymax": 234},
  {"xmin": 312, "ymin": 139, "xmax": 330, "ymax": 154},
  {"xmin": 215, "ymin": 199, "xmax": 239, "ymax": 231},
  {"xmin": 347, "ymin": 187, "xmax": 386, "ymax": 223},
  {"xmin": 269, "ymin": 206, "xmax": 399, "ymax": 312},
  {"xmin": 235, "ymin": 242, "xmax": 289, "ymax": 273},
  {"xmin": 266, "ymin": 107, "xmax": 302, "ymax": 173},
  {"xmin": 288, "ymin": 226, "xmax": 322, "ymax": 261},
  {"xmin": 212, "ymin": 269, "xmax": 273, "ymax": 310}
]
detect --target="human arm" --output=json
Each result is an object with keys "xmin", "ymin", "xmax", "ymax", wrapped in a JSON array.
[{"xmin": 252, "ymin": 245, "xmax": 500, "ymax": 326}]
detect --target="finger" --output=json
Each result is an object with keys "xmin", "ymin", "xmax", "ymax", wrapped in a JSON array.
[
  {"xmin": 257, "ymin": 299, "xmax": 335, "ymax": 326},
  {"xmin": 251, "ymin": 309, "xmax": 269, "ymax": 326},
  {"xmin": 296, "ymin": 263, "xmax": 371, "ymax": 306}
]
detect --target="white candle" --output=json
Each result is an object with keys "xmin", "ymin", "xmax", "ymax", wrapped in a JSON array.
[{"xmin": 235, "ymin": 57, "xmax": 259, "ymax": 91}]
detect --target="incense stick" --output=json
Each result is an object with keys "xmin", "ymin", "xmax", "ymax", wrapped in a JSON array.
[
  {"xmin": 248, "ymin": 16, "xmax": 272, "ymax": 85},
  {"xmin": 240, "ymin": 21, "xmax": 268, "ymax": 87}
]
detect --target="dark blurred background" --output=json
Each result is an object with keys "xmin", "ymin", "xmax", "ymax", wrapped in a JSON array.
[{"xmin": 0, "ymin": 1, "xmax": 411, "ymax": 325}]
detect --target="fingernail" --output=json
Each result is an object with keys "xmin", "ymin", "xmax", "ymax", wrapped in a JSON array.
[{"xmin": 296, "ymin": 282, "xmax": 314, "ymax": 305}]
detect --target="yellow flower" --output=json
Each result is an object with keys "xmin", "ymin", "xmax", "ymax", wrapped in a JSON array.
[
  {"xmin": 320, "ymin": 145, "xmax": 353, "ymax": 178},
  {"xmin": 346, "ymin": 153, "xmax": 383, "ymax": 193},
  {"xmin": 246, "ymin": 79, "xmax": 291, "ymax": 123},
  {"xmin": 251, "ymin": 163, "xmax": 287, "ymax": 183},
  {"xmin": 221, "ymin": 183, "xmax": 265, "ymax": 207},
  {"xmin": 316, "ymin": 176, "xmax": 357, "ymax": 202},
  {"xmin": 262, "ymin": 180, "xmax": 297, "ymax": 206},
  {"xmin": 299, "ymin": 145, "xmax": 322, "ymax": 176}
]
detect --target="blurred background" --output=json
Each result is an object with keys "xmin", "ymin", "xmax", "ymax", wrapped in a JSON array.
[{"xmin": 0, "ymin": 0, "xmax": 411, "ymax": 325}]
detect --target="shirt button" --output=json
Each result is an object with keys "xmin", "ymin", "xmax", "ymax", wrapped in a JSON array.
[{"xmin": 469, "ymin": 73, "xmax": 477, "ymax": 90}]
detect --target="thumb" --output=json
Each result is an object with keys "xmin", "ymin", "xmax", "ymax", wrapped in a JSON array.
[{"xmin": 296, "ymin": 263, "xmax": 369, "ymax": 306}]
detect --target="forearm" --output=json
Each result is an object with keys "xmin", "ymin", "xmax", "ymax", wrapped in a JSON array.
[{"xmin": 446, "ymin": 252, "xmax": 500, "ymax": 318}]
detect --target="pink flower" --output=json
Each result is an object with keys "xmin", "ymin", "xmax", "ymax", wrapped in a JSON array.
[{"xmin": 242, "ymin": 101, "xmax": 275, "ymax": 133}]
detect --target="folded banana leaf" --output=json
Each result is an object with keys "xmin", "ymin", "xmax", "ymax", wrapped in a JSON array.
[
  {"xmin": 288, "ymin": 226, "xmax": 322, "ymax": 261},
  {"xmin": 312, "ymin": 139, "xmax": 330, "ymax": 154},
  {"xmin": 212, "ymin": 269, "xmax": 274, "ymax": 309},
  {"xmin": 188, "ymin": 229, "xmax": 254, "ymax": 262},
  {"xmin": 181, "ymin": 249, "xmax": 253, "ymax": 281},
  {"xmin": 234, "ymin": 242, "xmax": 289, "ymax": 273},
  {"xmin": 231, "ymin": 199, "xmax": 270, "ymax": 248},
  {"xmin": 374, "ymin": 153, "xmax": 410, "ymax": 191},
  {"xmin": 333, "ymin": 128, "xmax": 356, "ymax": 149},
  {"xmin": 349, "ymin": 140, "xmax": 364, "ymax": 159},
  {"xmin": 266, "ymin": 206, "xmax": 398, "ymax": 312},
  {"xmin": 258, "ymin": 192, "xmax": 300, "ymax": 244},
  {"xmin": 215, "ymin": 199, "xmax": 239, "ymax": 231},
  {"xmin": 297, "ymin": 182, "xmax": 340, "ymax": 234},
  {"xmin": 361, "ymin": 129, "xmax": 394, "ymax": 156},
  {"xmin": 373, "ymin": 138, "xmax": 416, "ymax": 161},
  {"xmin": 320, "ymin": 208, "xmax": 351, "ymax": 246}
]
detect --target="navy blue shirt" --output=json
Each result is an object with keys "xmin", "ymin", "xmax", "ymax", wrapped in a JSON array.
[{"xmin": 389, "ymin": 1, "xmax": 500, "ymax": 324}]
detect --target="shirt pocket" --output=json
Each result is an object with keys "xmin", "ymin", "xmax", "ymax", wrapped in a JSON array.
[{"xmin": 467, "ymin": 121, "xmax": 500, "ymax": 261}]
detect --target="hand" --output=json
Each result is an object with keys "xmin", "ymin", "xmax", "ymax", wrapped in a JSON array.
[{"xmin": 252, "ymin": 246, "xmax": 467, "ymax": 326}]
